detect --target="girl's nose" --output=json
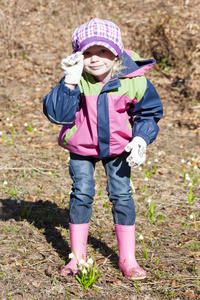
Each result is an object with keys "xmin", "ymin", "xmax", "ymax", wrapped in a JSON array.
[{"xmin": 90, "ymin": 54, "xmax": 99, "ymax": 62}]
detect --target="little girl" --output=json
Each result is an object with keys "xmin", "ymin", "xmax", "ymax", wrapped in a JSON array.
[{"xmin": 43, "ymin": 18, "xmax": 163, "ymax": 280}]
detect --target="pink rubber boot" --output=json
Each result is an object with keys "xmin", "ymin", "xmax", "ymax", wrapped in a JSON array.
[
  {"xmin": 60, "ymin": 223, "xmax": 89, "ymax": 275},
  {"xmin": 115, "ymin": 224, "xmax": 146, "ymax": 280}
]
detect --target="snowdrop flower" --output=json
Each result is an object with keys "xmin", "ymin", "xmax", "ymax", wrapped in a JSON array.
[
  {"xmin": 187, "ymin": 161, "xmax": 191, "ymax": 166},
  {"xmin": 78, "ymin": 265, "xmax": 83, "ymax": 270},
  {"xmin": 87, "ymin": 258, "xmax": 93, "ymax": 265},
  {"xmin": 69, "ymin": 253, "xmax": 75, "ymax": 259},
  {"xmin": 82, "ymin": 269, "xmax": 87, "ymax": 274},
  {"xmin": 185, "ymin": 173, "xmax": 190, "ymax": 180},
  {"xmin": 79, "ymin": 259, "xmax": 85, "ymax": 265},
  {"xmin": 33, "ymin": 128, "xmax": 37, "ymax": 132},
  {"xmin": 6, "ymin": 117, "xmax": 10, "ymax": 121},
  {"xmin": 84, "ymin": 262, "xmax": 89, "ymax": 268},
  {"xmin": 139, "ymin": 235, "xmax": 144, "ymax": 240},
  {"xmin": 181, "ymin": 159, "xmax": 185, "ymax": 163},
  {"xmin": 147, "ymin": 161, "xmax": 151, "ymax": 165},
  {"xmin": 154, "ymin": 159, "xmax": 158, "ymax": 163},
  {"xmin": 139, "ymin": 167, "xmax": 142, "ymax": 171},
  {"xmin": 193, "ymin": 166, "xmax": 198, "ymax": 170},
  {"xmin": 0, "ymin": 131, "xmax": 2, "ymax": 135},
  {"xmin": 144, "ymin": 177, "xmax": 149, "ymax": 182},
  {"xmin": 190, "ymin": 214, "xmax": 194, "ymax": 219},
  {"xmin": 9, "ymin": 123, "xmax": 13, "ymax": 127},
  {"xmin": 24, "ymin": 123, "xmax": 28, "ymax": 127},
  {"xmin": 147, "ymin": 198, "xmax": 151, "ymax": 204},
  {"xmin": 3, "ymin": 180, "xmax": 8, "ymax": 185},
  {"xmin": 188, "ymin": 182, "xmax": 193, "ymax": 187},
  {"xmin": 191, "ymin": 157, "xmax": 195, "ymax": 161},
  {"xmin": 158, "ymin": 151, "xmax": 162, "ymax": 156}
]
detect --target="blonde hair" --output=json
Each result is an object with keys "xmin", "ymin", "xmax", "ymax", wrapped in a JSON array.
[{"xmin": 112, "ymin": 57, "xmax": 124, "ymax": 77}]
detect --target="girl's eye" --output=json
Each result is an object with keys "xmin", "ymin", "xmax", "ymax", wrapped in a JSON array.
[
  {"xmin": 83, "ymin": 51, "xmax": 90, "ymax": 56},
  {"xmin": 99, "ymin": 49, "xmax": 106, "ymax": 53}
]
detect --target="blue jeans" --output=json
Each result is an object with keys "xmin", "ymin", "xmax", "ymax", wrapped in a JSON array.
[{"xmin": 69, "ymin": 152, "xmax": 135, "ymax": 225}]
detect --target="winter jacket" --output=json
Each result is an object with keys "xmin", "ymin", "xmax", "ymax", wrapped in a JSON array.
[{"xmin": 43, "ymin": 49, "xmax": 163, "ymax": 159}]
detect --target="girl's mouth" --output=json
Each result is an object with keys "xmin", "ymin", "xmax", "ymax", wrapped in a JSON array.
[{"xmin": 90, "ymin": 65, "xmax": 102, "ymax": 70}]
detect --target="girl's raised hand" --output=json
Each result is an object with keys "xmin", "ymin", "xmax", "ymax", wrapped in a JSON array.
[{"xmin": 61, "ymin": 52, "xmax": 84, "ymax": 85}]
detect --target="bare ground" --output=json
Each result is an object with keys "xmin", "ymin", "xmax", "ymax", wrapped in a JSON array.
[{"xmin": 0, "ymin": 0, "xmax": 200, "ymax": 299}]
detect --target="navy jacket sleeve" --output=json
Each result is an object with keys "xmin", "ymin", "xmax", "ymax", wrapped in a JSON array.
[
  {"xmin": 130, "ymin": 79, "xmax": 163, "ymax": 145},
  {"xmin": 43, "ymin": 77, "xmax": 81, "ymax": 125}
]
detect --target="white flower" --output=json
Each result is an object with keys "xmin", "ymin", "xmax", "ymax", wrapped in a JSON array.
[
  {"xmin": 158, "ymin": 151, "xmax": 162, "ymax": 156},
  {"xmin": 191, "ymin": 157, "xmax": 195, "ymax": 161},
  {"xmin": 181, "ymin": 159, "xmax": 185, "ymax": 163},
  {"xmin": 82, "ymin": 269, "xmax": 87, "ymax": 274},
  {"xmin": 154, "ymin": 159, "xmax": 158, "ymax": 163},
  {"xmin": 193, "ymin": 166, "xmax": 198, "ymax": 170},
  {"xmin": 0, "ymin": 131, "xmax": 2, "ymax": 135},
  {"xmin": 147, "ymin": 161, "xmax": 151, "ymax": 165},
  {"xmin": 144, "ymin": 177, "xmax": 149, "ymax": 182},
  {"xmin": 190, "ymin": 214, "xmax": 194, "ymax": 219},
  {"xmin": 84, "ymin": 262, "xmax": 89, "ymax": 268},
  {"xmin": 24, "ymin": 123, "xmax": 28, "ymax": 127},
  {"xmin": 188, "ymin": 182, "xmax": 193, "ymax": 187},
  {"xmin": 33, "ymin": 128, "xmax": 37, "ymax": 132},
  {"xmin": 3, "ymin": 180, "xmax": 8, "ymax": 185},
  {"xmin": 78, "ymin": 265, "xmax": 82, "ymax": 270},
  {"xmin": 139, "ymin": 235, "xmax": 144, "ymax": 240},
  {"xmin": 187, "ymin": 162, "xmax": 191, "ymax": 166},
  {"xmin": 147, "ymin": 198, "xmax": 151, "ymax": 204},
  {"xmin": 6, "ymin": 117, "xmax": 10, "ymax": 121},
  {"xmin": 185, "ymin": 176, "xmax": 191, "ymax": 181},
  {"xmin": 79, "ymin": 259, "xmax": 85, "ymax": 265},
  {"xmin": 69, "ymin": 253, "xmax": 75, "ymax": 259},
  {"xmin": 9, "ymin": 123, "xmax": 13, "ymax": 127},
  {"xmin": 139, "ymin": 167, "xmax": 142, "ymax": 171},
  {"xmin": 87, "ymin": 258, "xmax": 93, "ymax": 265}
]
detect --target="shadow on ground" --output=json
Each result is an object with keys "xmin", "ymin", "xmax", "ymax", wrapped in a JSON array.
[{"xmin": 0, "ymin": 198, "xmax": 118, "ymax": 268}]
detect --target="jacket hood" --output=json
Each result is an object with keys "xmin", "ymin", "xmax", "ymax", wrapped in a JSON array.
[{"xmin": 118, "ymin": 49, "xmax": 156, "ymax": 78}]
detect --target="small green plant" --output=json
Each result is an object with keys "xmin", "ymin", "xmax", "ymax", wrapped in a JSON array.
[
  {"xmin": 159, "ymin": 57, "xmax": 171, "ymax": 72},
  {"xmin": 139, "ymin": 235, "xmax": 148, "ymax": 261},
  {"xmin": 27, "ymin": 125, "xmax": 33, "ymax": 132},
  {"xmin": 135, "ymin": 282, "xmax": 140, "ymax": 294},
  {"xmin": 10, "ymin": 123, "xmax": 16, "ymax": 136},
  {"xmin": 71, "ymin": 252, "xmax": 101, "ymax": 291},
  {"xmin": 187, "ymin": 186, "xmax": 195, "ymax": 204},
  {"xmin": 147, "ymin": 198, "xmax": 157, "ymax": 221},
  {"xmin": 3, "ymin": 226, "xmax": 20, "ymax": 232},
  {"xmin": 144, "ymin": 167, "xmax": 154, "ymax": 179},
  {"xmin": 20, "ymin": 203, "xmax": 32, "ymax": 220},
  {"xmin": 103, "ymin": 199, "xmax": 110, "ymax": 212}
]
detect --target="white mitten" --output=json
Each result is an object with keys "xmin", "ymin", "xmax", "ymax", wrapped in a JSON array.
[
  {"xmin": 61, "ymin": 52, "xmax": 84, "ymax": 84},
  {"xmin": 125, "ymin": 136, "xmax": 147, "ymax": 168}
]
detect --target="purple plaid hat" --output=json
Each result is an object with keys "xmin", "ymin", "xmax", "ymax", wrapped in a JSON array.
[{"xmin": 71, "ymin": 18, "xmax": 124, "ymax": 58}]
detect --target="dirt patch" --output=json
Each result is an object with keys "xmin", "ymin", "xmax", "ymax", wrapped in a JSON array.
[{"xmin": 0, "ymin": 0, "xmax": 200, "ymax": 299}]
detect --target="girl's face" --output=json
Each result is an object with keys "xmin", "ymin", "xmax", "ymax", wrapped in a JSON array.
[{"xmin": 83, "ymin": 46, "xmax": 116, "ymax": 83}]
